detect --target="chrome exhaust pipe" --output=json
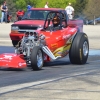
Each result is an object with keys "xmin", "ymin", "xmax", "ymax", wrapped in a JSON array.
[{"xmin": 42, "ymin": 46, "xmax": 61, "ymax": 60}]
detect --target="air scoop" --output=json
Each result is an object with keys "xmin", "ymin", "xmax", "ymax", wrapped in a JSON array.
[{"xmin": 0, "ymin": 53, "xmax": 27, "ymax": 68}]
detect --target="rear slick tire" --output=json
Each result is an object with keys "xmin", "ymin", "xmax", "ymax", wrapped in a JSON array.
[
  {"xmin": 69, "ymin": 32, "xmax": 89, "ymax": 64},
  {"xmin": 30, "ymin": 46, "xmax": 44, "ymax": 70}
]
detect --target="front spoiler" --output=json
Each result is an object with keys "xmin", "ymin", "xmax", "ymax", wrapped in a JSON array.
[{"xmin": 0, "ymin": 53, "xmax": 27, "ymax": 68}]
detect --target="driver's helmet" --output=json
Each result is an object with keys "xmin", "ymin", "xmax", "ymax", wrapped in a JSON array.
[{"xmin": 52, "ymin": 15, "xmax": 60, "ymax": 26}]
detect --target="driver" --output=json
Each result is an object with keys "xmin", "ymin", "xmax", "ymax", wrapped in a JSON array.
[
  {"xmin": 52, "ymin": 14, "xmax": 60, "ymax": 27},
  {"xmin": 52, "ymin": 14, "xmax": 61, "ymax": 30}
]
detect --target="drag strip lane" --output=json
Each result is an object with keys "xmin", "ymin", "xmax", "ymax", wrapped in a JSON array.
[
  {"xmin": 0, "ymin": 68, "xmax": 99, "ymax": 95},
  {"xmin": 0, "ymin": 46, "xmax": 100, "ymax": 96}
]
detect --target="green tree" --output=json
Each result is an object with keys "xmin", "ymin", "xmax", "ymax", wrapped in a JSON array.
[
  {"xmin": 36, "ymin": 0, "xmax": 76, "ymax": 8},
  {"xmin": 0, "ymin": 0, "xmax": 4, "ymax": 17},
  {"xmin": 0, "ymin": 10, "xmax": 1, "ymax": 18},
  {"xmin": 0, "ymin": 0, "xmax": 4, "ymax": 5},
  {"xmin": 83, "ymin": 0, "xmax": 100, "ymax": 19},
  {"xmin": 6, "ymin": 0, "xmax": 17, "ymax": 21},
  {"xmin": 15, "ymin": 0, "xmax": 37, "ymax": 11},
  {"xmin": 16, "ymin": 0, "xmax": 26, "ymax": 11},
  {"xmin": 73, "ymin": 0, "xmax": 88, "ymax": 17},
  {"xmin": 6, "ymin": 0, "xmax": 16, "ymax": 13}
]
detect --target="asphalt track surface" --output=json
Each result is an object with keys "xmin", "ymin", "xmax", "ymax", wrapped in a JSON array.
[{"xmin": 0, "ymin": 23, "xmax": 100, "ymax": 100}]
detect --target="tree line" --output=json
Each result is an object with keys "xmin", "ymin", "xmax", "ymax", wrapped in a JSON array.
[{"xmin": 0, "ymin": 0, "xmax": 100, "ymax": 20}]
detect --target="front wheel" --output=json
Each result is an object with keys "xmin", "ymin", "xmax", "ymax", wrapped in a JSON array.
[
  {"xmin": 69, "ymin": 32, "xmax": 89, "ymax": 64},
  {"xmin": 30, "ymin": 46, "xmax": 44, "ymax": 70}
]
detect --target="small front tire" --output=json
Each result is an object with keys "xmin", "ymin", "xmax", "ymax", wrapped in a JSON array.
[{"xmin": 30, "ymin": 46, "xmax": 44, "ymax": 70}]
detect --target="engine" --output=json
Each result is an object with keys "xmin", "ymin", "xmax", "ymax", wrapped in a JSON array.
[
  {"xmin": 15, "ymin": 31, "xmax": 45, "ymax": 58},
  {"xmin": 15, "ymin": 31, "xmax": 61, "ymax": 63}
]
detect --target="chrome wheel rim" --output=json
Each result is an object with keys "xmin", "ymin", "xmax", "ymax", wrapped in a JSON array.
[
  {"xmin": 83, "ymin": 41, "xmax": 88, "ymax": 56},
  {"xmin": 37, "ymin": 50, "xmax": 43, "ymax": 68}
]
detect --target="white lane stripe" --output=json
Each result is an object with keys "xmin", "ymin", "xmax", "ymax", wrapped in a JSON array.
[
  {"xmin": 0, "ymin": 70, "xmax": 96, "ymax": 94},
  {"xmin": 0, "ymin": 79, "xmax": 57, "ymax": 94}
]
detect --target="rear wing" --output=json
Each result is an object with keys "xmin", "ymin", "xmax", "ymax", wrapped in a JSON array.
[{"xmin": 67, "ymin": 20, "xmax": 83, "ymax": 32}]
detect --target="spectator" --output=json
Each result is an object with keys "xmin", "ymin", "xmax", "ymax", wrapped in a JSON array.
[
  {"xmin": 27, "ymin": 4, "xmax": 32, "ymax": 11},
  {"xmin": 16, "ymin": 10, "xmax": 24, "ymax": 21},
  {"xmin": 44, "ymin": 2, "xmax": 49, "ymax": 8},
  {"xmin": 65, "ymin": 3, "xmax": 74, "ymax": 20},
  {"xmin": 0, "ymin": 1, "xmax": 8, "ymax": 23}
]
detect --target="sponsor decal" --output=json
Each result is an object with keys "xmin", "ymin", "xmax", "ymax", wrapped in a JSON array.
[
  {"xmin": 70, "ymin": 28, "xmax": 76, "ymax": 32},
  {"xmin": 63, "ymin": 34, "xmax": 71, "ymax": 39},
  {"xmin": 51, "ymin": 43, "xmax": 58, "ymax": 48},
  {"xmin": 19, "ymin": 62, "xmax": 26, "ymax": 67},
  {"xmin": 3, "ymin": 55, "xmax": 13, "ymax": 60},
  {"xmin": 80, "ymin": 49, "xmax": 82, "ymax": 60}
]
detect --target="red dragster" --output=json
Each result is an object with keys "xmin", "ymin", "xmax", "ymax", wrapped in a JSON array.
[{"xmin": 0, "ymin": 8, "xmax": 89, "ymax": 70}]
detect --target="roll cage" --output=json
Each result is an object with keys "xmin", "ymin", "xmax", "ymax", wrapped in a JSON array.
[{"xmin": 43, "ymin": 11, "xmax": 68, "ymax": 31}]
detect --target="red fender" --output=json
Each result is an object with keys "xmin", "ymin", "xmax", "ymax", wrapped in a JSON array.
[{"xmin": 0, "ymin": 53, "xmax": 27, "ymax": 68}]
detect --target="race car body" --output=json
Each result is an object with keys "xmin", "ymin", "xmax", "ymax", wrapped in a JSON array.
[
  {"xmin": 0, "ymin": 8, "xmax": 89, "ymax": 70},
  {"xmin": 0, "ymin": 53, "xmax": 26, "ymax": 68},
  {"xmin": 40, "ymin": 27, "xmax": 77, "ymax": 57}
]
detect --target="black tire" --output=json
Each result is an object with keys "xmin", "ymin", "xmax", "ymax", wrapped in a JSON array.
[
  {"xmin": 12, "ymin": 40, "xmax": 19, "ymax": 47},
  {"xmin": 30, "ymin": 46, "xmax": 44, "ymax": 70},
  {"xmin": 69, "ymin": 32, "xmax": 89, "ymax": 64}
]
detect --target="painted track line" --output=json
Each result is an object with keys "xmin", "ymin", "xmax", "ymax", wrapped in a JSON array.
[{"xmin": 0, "ymin": 70, "xmax": 96, "ymax": 94}]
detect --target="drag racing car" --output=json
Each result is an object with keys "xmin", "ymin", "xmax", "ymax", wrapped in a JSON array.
[{"xmin": 0, "ymin": 8, "xmax": 89, "ymax": 70}]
